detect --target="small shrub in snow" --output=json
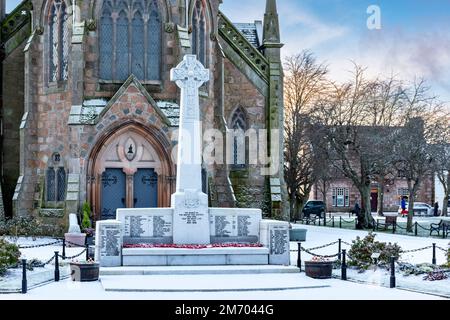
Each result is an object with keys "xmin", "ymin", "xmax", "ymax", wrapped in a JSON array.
[
  {"xmin": 423, "ymin": 270, "xmax": 448, "ymax": 281},
  {"xmin": 399, "ymin": 263, "xmax": 436, "ymax": 276},
  {"xmin": 0, "ymin": 216, "xmax": 64, "ymax": 238},
  {"xmin": 348, "ymin": 233, "xmax": 402, "ymax": 270},
  {"xmin": 0, "ymin": 238, "xmax": 21, "ymax": 276},
  {"xmin": 447, "ymin": 245, "xmax": 450, "ymax": 267}
]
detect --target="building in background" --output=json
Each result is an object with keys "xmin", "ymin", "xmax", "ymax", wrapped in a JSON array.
[{"xmin": 0, "ymin": 0, "xmax": 288, "ymax": 230}]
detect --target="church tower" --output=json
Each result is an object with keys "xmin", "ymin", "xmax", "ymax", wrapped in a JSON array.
[
  {"xmin": 0, "ymin": 0, "xmax": 5, "ymax": 21},
  {"xmin": 262, "ymin": 0, "xmax": 289, "ymax": 220}
]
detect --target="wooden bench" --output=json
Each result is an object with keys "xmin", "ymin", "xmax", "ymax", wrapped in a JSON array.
[
  {"xmin": 376, "ymin": 214, "xmax": 398, "ymax": 231},
  {"xmin": 430, "ymin": 220, "xmax": 450, "ymax": 237}
]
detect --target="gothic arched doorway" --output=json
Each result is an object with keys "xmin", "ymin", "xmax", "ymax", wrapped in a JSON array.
[{"xmin": 87, "ymin": 122, "xmax": 175, "ymax": 220}]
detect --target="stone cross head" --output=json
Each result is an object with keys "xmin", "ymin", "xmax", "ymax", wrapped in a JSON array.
[{"xmin": 170, "ymin": 55, "xmax": 210, "ymax": 89}]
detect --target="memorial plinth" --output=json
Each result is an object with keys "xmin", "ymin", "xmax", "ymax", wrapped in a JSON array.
[{"xmin": 95, "ymin": 55, "xmax": 290, "ymax": 267}]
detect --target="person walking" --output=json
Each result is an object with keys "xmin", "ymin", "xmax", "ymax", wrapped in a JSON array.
[
  {"xmin": 353, "ymin": 202, "xmax": 361, "ymax": 216},
  {"xmin": 434, "ymin": 202, "xmax": 439, "ymax": 217},
  {"xmin": 401, "ymin": 197, "xmax": 407, "ymax": 217}
]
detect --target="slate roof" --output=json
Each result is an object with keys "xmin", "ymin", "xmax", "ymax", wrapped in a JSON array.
[
  {"xmin": 68, "ymin": 99, "xmax": 180, "ymax": 127},
  {"xmin": 233, "ymin": 22, "xmax": 262, "ymax": 48}
]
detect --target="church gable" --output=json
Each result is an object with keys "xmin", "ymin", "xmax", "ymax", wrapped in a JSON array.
[
  {"xmin": 68, "ymin": 75, "xmax": 180, "ymax": 127},
  {"xmin": 217, "ymin": 11, "xmax": 269, "ymax": 96}
]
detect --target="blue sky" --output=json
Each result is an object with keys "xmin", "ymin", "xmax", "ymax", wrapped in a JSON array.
[{"xmin": 6, "ymin": 0, "xmax": 450, "ymax": 103}]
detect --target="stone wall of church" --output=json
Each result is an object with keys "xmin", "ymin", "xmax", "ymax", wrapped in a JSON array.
[
  {"xmin": 9, "ymin": 0, "xmax": 267, "ymax": 222},
  {"xmin": 223, "ymin": 59, "xmax": 269, "ymax": 212},
  {"xmin": 1, "ymin": 42, "xmax": 26, "ymax": 216}
]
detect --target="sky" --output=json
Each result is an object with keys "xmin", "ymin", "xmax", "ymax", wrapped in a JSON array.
[{"xmin": 6, "ymin": 0, "xmax": 450, "ymax": 104}]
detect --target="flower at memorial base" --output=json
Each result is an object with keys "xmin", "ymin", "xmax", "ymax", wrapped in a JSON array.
[
  {"xmin": 310, "ymin": 256, "xmax": 329, "ymax": 262},
  {"xmin": 71, "ymin": 258, "xmax": 96, "ymax": 264},
  {"xmin": 123, "ymin": 243, "xmax": 264, "ymax": 249},
  {"xmin": 82, "ymin": 228, "xmax": 95, "ymax": 237}
]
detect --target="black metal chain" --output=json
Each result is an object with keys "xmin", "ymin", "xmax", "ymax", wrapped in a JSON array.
[
  {"xmin": 416, "ymin": 223, "xmax": 432, "ymax": 231},
  {"xmin": 345, "ymin": 252, "xmax": 356, "ymax": 261},
  {"xmin": 436, "ymin": 246, "xmax": 448, "ymax": 252},
  {"xmin": 402, "ymin": 246, "xmax": 433, "ymax": 254},
  {"xmin": 59, "ymin": 249, "xmax": 87, "ymax": 260},
  {"xmin": 18, "ymin": 239, "xmax": 63, "ymax": 249},
  {"xmin": 340, "ymin": 218, "xmax": 356, "ymax": 223},
  {"xmin": 65, "ymin": 240, "xmax": 86, "ymax": 248},
  {"xmin": 393, "ymin": 223, "xmax": 408, "ymax": 230},
  {"xmin": 305, "ymin": 241, "xmax": 339, "ymax": 251},
  {"xmin": 300, "ymin": 247, "xmax": 340, "ymax": 258}
]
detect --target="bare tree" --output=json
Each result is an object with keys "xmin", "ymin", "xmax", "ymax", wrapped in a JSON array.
[
  {"xmin": 315, "ymin": 65, "xmax": 383, "ymax": 228},
  {"xmin": 431, "ymin": 143, "xmax": 450, "ymax": 216},
  {"xmin": 429, "ymin": 115, "xmax": 450, "ymax": 216},
  {"xmin": 393, "ymin": 80, "xmax": 447, "ymax": 231},
  {"xmin": 315, "ymin": 67, "xmax": 409, "ymax": 228},
  {"xmin": 366, "ymin": 76, "xmax": 406, "ymax": 216},
  {"xmin": 284, "ymin": 51, "xmax": 328, "ymax": 220}
]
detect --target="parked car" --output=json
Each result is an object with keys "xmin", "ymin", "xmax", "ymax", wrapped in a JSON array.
[
  {"xmin": 398, "ymin": 202, "xmax": 434, "ymax": 217},
  {"xmin": 302, "ymin": 200, "xmax": 326, "ymax": 218}
]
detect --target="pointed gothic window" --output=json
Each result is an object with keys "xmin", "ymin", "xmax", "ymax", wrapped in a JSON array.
[
  {"xmin": 99, "ymin": 0, "xmax": 162, "ymax": 82},
  {"xmin": 192, "ymin": 0, "xmax": 208, "ymax": 66},
  {"xmin": 46, "ymin": 154, "xmax": 66, "ymax": 203},
  {"xmin": 230, "ymin": 108, "xmax": 248, "ymax": 168},
  {"xmin": 48, "ymin": 0, "xmax": 70, "ymax": 83}
]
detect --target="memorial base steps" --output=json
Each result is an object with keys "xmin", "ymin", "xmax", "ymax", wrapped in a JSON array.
[
  {"xmin": 100, "ymin": 265, "xmax": 299, "ymax": 276},
  {"xmin": 121, "ymin": 247, "xmax": 271, "ymax": 266},
  {"xmin": 99, "ymin": 273, "xmax": 326, "ymax": 292}
]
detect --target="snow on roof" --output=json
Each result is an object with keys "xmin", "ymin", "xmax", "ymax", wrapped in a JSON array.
[{"xmin": 233, "ymin": 22, "xmax": 261, "ymax": 48}]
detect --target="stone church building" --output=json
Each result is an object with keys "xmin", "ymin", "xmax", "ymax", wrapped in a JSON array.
[{"xmin": 0, "ymin": 0, "xmax": 287, "ymax": 226}]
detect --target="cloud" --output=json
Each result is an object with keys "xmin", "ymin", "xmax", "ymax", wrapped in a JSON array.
[{"xmin": 220, "ymin": 0, "xmax": 349, "ymax": 58}]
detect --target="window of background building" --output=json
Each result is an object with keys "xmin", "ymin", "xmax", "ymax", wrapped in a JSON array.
[{"xmin": 332, "ymin": 187, "xmax": 349, "ymax": 207}]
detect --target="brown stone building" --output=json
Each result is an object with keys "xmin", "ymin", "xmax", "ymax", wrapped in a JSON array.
[
  {"xmin": 311, "ymin": 173, "xmax": 434, "ymax": 213},
  {"xmin": 0, "ymin": 0, "xmax": 288, "ymax": 227}
]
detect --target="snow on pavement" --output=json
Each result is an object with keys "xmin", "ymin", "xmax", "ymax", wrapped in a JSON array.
[
  {"xmin": 290, "ymin": 225, "xmax": 449, "ymax": 265},
  {"xmin": 0, "ymin": 273, "xmax": 445, "ymax": 300}
]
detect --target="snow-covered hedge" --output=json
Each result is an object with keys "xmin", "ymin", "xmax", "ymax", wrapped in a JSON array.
[
  {"xmin": 348, "ymin": 233, "xmax": 402, "ymax": 270},
  {"xmin": 0, "ymin": 238, "xmax": 20, "ymax": 276}
]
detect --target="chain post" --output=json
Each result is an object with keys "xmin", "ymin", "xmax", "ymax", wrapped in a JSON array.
[
  {"xmin": 297, "ymin": 243, "xmax": 302, "ymax": 272},
  {"xmin": 432, "ymin": 243, "xmax": 436, "ymax": 265},
  {"xmin": 339, "ymin": 217, "xmax": 342, "ymax": 229},
  {"xmin": 21, "ymin": 259, "xmax": 27, "ymax": 294},
  {"xmin": 62, "ymin": 238, "xmax": 66, "ymax": 259},
  {"xmin": 54, "ymin": 251, "xmax": 60, "ymax": 282},
  {"xmin": 415, "ymin": 222, "xmax": 418, "ymax": 236},
  {"xmin": 341, "ymin": 249, "xmax": 347, "ymax": 280},
  {"xmin": 390, "ymin": 257, "xmax": 396, "ymax": 288},
  {"xmin": 338, "ymin": 239, "xmax": 342, "ymax": 262}
]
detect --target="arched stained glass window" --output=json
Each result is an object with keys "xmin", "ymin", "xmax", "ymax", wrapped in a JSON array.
[
  {"xmin": 46, "ymin": 154, "xmax": 67, "ymax": 203},
  {"xmin": 230, "ymin": 108, "xmax": 248, "ymax": 168},
  {"xmin": 46, "ymin": 168, "xmax": 56, "ymax": 201},
  {"xmin": 48, "ymin": 0, "xmax": 70, "ymax": 83},
  {"xmin": 192, "ymin": 0, "xmax": 207, "ymax": 66},
  {"xmin": 99, "ymin": 0, "xmax": 162, "ymax": 81}
]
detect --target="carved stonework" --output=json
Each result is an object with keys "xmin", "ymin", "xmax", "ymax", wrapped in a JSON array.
[
  {"xmin": 164, "ymin": 22, "xmax": 175, "ymax": 33},
  {"xmin": 39, "ymin": 209, "xmax": 65, "ymax": 218},
  {"xmin": 171, "ymin": 55, "xmax": 209, "ymax": 120},
  {"xmin": 86, "ymin": 19, "xmax": 97, "ymax": 31},
  {"xmin": 35, "ymin": 26, "xmax": 44, "ymax": 35},
  {"xmin": 184, "ymin": 190, "xmax": 200, "ymax": 209}
]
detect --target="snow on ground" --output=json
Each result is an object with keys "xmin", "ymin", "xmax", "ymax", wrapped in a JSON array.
[
  {"xmin": 0, "ymin": 273, "xmax": 445, "ymax": 300},
  {"xmin": 290, "ymin": 224, "xmax": 450, "ymax": 297},
  {"xmin": 5, "ymin": 237, "xmax": 86, "ymax": 262},
  {"xmin": 1, "ymin": 228, "xmax": 449, "ymax": 299},
  {"xmin": 290, "ymin": 224, "xmax": 449, "ymax": 265},
  {"xmin": 0, "ymin": 237, "xmax": 85, "ymax": 292}
]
